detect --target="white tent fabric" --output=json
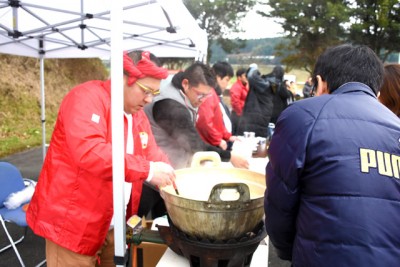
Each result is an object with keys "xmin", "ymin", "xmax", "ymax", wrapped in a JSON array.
[
  {"xmin": 0, "ymin": 1, "xmax": 207, "ymax": 265},
  {"xmin": 0, "ymin": 0, "xmax": 207, "ymax": 59},
  {"xmin": 0, "ymin": 0, "xmax": 208, "ymax": 159}
]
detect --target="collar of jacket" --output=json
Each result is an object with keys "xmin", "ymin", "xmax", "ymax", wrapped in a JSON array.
[
  {"xmin": 332, "ymin": 82, "xmax": 377, "ymax": 98},
  {"xmin": 214, "ymin": 84, "xmax": 222, "ymax": 96},
  {"xmin": 178, "ymin": 89, "xmax": 198, "ymax": 112}
]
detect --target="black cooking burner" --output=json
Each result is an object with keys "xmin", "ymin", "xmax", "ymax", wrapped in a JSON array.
[{"xmin": 157, "ymin": 216, "xmax": 267, "ymax": 267}]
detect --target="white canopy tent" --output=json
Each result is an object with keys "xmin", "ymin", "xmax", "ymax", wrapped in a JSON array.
[
  {"xmin": 0, "ymin": 1, "xmax": 208, "ymax": 266},
  {"xmin": 0, "ymin": 0, "xmax": 207, "ymax": 59},
  {"xmin": 0, "ymin": 0, "xmax": 208, "ymax": 159}
]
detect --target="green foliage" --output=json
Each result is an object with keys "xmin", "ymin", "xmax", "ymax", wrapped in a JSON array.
[
  {"xmin": 210, "ymin": 37, "xmax": 285, "ymax": 64},
  {"xmin": 260, "ymin": 0, "xmax": 349, "ymax": 74},
  {"xmin": 261, "ymin": 0, "xmax": 400, "ymax": 73},
  {"xmin": 183, "ymin": 0, "xmax": 257, "ymax": 61},
  {"xmin": 159, "ymin": 58, "xmax": 196, "ymax": 71},
  {"xmin": 349, "ymin": 0, "xmax": 400, "ymax": 61},
  {"xmin": 210, "ymin": 42, "xmax": 229, "ymax": 62}
]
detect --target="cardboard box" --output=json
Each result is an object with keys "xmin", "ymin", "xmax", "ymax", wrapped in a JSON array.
[
  {"xmin": 132, "ymin": 242, "xmax": 167, "ymax": 267},
  {"xmin": 131, "ymin": 220, "xmax": 167, "ymax": 267}
]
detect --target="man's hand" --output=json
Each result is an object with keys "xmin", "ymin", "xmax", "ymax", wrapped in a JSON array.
[
  {"xmin": 219, "ymin": 139, "xmax": 228, "ymax": 150},
  {"xmin": 230, "ymin": 151, "xmax": 249, "ymax": 169},
  {"xmin": 150, "ymin": 162, "xmax": 176, "ymax": 188},
  {"xmin": 229, "ymin": 136, "xmax": 239, "ymax": 142}
]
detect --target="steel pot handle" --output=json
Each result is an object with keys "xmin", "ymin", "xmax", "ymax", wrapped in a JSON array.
[
  {"xmin": 191, "ymin": 151, "xmax": 222, "ymax": 168},
  {"xmin": 208, "ymin": 183, "xmax": 250, "ymax": 203}
]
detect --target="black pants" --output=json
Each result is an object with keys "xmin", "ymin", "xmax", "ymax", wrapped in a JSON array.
[
  {"xmin": 231, "ymin": 111, "xmax": 241, "ymax": 135},
  {"xmin": 137, "ymin": 182, "xmax": 167, "ymax": 219}
]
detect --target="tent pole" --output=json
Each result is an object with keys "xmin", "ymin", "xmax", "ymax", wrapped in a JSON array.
[
  {"xmin": 111, "ymin": 0, "xmax": 126, "ymax": 266},
  {"xmin": 40, "ymin": 54, "xmax": 46, "ymax": 162}
]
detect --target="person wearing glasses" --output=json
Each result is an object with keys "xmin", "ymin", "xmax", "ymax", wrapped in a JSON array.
[
  {"xmin": 145, "ymin": 62, "xmax": 249, "ymax": 170},
  {"xmin": 264, "ymin": 44, "xmax": 400, "ymax": 266},
  {"xmin": 27, "ymin": 50, "xmax": 176, "ymax": 267},
  {"xmin": 141, "ymin": 62, "xmax": 249, "ymax": 218}
]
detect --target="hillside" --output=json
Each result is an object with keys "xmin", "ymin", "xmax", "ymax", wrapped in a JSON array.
[
  {"xmin": 0, "ymin": 51, "xmax": 309, "ymax": 158},
  {"xmin": 0, "ymin": 54, "xmax": 108, "ymax": 157},
  {"xmin": 210, "ymin": 37, "xmax": 286, "ymax": 65}
]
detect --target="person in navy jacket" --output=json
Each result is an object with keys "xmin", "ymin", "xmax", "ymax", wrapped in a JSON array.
[{"xmin": 264, "ymin": 44, "xmax": 400, "ymax": 267}]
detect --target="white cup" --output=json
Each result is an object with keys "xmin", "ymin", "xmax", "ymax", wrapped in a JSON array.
[{"xmin": 243, "ymin": 131, "xmax": 255, "ymax": 139}]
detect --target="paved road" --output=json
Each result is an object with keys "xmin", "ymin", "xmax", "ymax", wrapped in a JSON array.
[
  {"xmin": 1, "ymin": 148, "xmax": 45, "ymax": 267},
  {"xmin": 0, "ymin": 148, "xmax": 291, "ymax": 267}
]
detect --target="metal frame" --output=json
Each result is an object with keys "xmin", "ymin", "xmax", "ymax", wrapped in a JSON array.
[
  {"xmin": 0, "ymin": 0, "xmax": 207, "ymax": 161},
  {"xmin": 0, "ymin": 215, "xmax": 27, "ymax": 266},
  {"xmin": 0, "ymin": 177, "xmax": 46, "ymax": 267},
  {"xmin": 0, "ymin": 0, "xmax": 207, "ymax": 58},
  {"xmin": 0, "ymin": 2, "xmax": 208, "ymax": 265},
  {"xmin": 0, "ymin": 216, "xmax": 46, "ymax": 267}
]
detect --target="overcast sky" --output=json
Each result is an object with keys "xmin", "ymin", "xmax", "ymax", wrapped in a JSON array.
[{"xmin": 232, "ymin": 5, "xmax": 284, "ymax": 39}]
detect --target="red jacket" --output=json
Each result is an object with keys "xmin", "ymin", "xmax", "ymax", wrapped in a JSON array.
[
  {"xmin": 196, "ymin": 89, "xmax": 231, "ymax": 146},
  {"xmin": 26, "ymin": 80, "xmax": 169, "ymax": 256},
  {"xmin": 230, "ymin": 79, "xmax": 249, "ymax": 116}
]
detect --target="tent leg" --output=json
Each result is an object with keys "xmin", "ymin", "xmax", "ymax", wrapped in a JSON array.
[
  {"xmin": 40, "ymin": 55, "xmax": 46, "ymax": 162},
  {"xmin": 111, "ymin": 0, "xmax": 126, "ymax": 266}
]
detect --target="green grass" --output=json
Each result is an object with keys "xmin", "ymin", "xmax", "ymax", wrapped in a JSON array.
[
  {"xmin": 0, "ymin": 55, "xmax": 108, "ymax": 158},
  {"xmin": 0, "ymin": 93, "xmax": 56, "ymax": 157}
]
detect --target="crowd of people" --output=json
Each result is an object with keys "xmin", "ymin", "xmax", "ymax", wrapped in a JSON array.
[{"xmin": 24, "ymin": 43, "xmax": 400, "ymax": 267}]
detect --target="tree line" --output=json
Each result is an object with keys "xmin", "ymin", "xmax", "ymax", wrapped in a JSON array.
[{"xmin": 183, "ymin": 0, "xmax": 400, "ymax": 74}]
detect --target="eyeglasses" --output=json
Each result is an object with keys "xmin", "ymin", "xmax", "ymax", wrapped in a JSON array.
[
  {"xmin": 190, "ymin": 86, "xmax": 211, "ymax": 100},
  {"xmin": 135, "ymin": 81, "xmax": 160, "ymax": 96}
]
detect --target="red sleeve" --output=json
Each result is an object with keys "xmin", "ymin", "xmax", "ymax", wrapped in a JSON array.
[
  {"xmin": 240, "ymin": 84, "xmax": 249, "ymax": 112},
  {"xmin": 230, "ymin": 81, "xmax": 243, "ymax": 115},
  {"xmin": 196, "ymin": 91, "xmax": 224, "ymax": 146},
  {"xmin": 125, "ymin": 155, "xmax": 151, "ymax": 182},
  {"xmin": 61, "ymin": 82, "xmax": 114, "ymax": 180},
  {"xmin": 125, "ymin": 111, "xmax": 170, "ymax": 182},
  {"xmin": 221, "ymin": 120, "xmax": 232, "ymax": 140},
  {"xmin": 60, "ymin": 84, "xmax": 166, "ymax": 186}
]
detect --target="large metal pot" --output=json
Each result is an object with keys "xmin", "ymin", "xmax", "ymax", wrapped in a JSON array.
[{"xmin": 160, "ymin": 152, "xmax": 266, "ymax": 240}]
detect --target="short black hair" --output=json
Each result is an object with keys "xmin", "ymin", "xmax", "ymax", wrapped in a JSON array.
[
  {"xmin": 271, "ymin": 65, "xmax": 284, "ymax": 80},
  {"xmin": 171, "ymin": 62, "xmax": 216, "ymax": 89},
  {"xmin": 312, "ymin": 44, "xmax": 384, "ymax": 94},
  {"xmin": 212, "ymin": 61, "xmax": 234, "ymax": 79},
  {"xmin": 236, "ymin": 68, "xmax": 247, "ymax": 77}
]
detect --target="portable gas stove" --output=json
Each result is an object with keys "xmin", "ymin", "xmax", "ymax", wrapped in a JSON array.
[{"xmin": 157, "ymin": 217, "xmax": 267, "ymax": 267}]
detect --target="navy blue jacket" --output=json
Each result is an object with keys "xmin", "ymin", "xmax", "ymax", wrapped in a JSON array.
[{"xmin": 265, "ymin": 82, "xmax": 400, "ymax": 267}]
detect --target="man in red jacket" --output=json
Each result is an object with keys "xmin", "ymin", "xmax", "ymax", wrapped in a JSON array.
[
  {"xmin": 229, "ymin": 68, "xmax": 249, "ymax": 135},
  {"xmin": 26, "ymin": 51, "xmax": 175, "ymax": 267}
]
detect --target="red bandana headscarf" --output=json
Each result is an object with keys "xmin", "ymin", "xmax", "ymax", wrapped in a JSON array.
[{"xmin": 123, "ymin": 51, "xmax": 168, "ymax": 86}]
